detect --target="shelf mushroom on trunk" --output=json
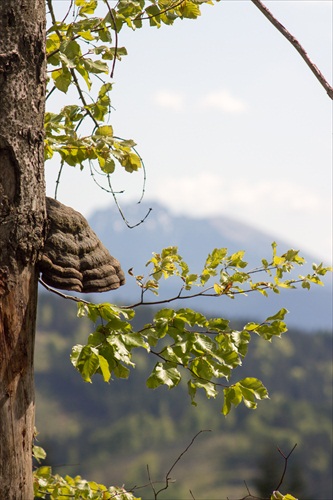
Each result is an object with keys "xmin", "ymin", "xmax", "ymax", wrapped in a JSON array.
[{"xmin": 39, "ymin": 197, "xmax": 125, "ymax": 293}]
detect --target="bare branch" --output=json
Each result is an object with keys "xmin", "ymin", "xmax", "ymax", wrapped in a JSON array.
[
  {"xmin": 38, "ymin": 278, "xmax": 91, "ymax": 305},
  {"xmin": 153, "ymin": 430, "xmax": 211, "ymax": 499},
  {"xmin": 251, "ymin": 0, "xmax": 333, "ymax": 99},
  {"xmin": 275, "ymin": 443, "xmax": 297, "ymax": 491},
  {"xmin": 146, "ymin": 464, "xmax": 157, "ymax": 498},
  {"xmin": 103, "ymin": 0, "xmax": 118, "ymax": 78},
  {"xmin": 106, "ymin": 174, "xmax": 152, "ymax": 229}
]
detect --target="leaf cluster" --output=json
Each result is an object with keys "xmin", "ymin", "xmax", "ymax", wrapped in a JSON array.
[
  {"xmin": 70, "ymin": 244, "xmax": 331, "ymax": 416},
  {"xmin": 45, "ymin": 0, "xmax": 214, "ymax": 178},
  {"xmin": 134, "ymin": 242, "xmax": 331, "ymax": 301},
  {"xmin": 34, "ymin": 464, "xmax": 138, "ymax": 499}
]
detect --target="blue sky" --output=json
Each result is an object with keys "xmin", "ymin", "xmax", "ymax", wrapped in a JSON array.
[{"xmin": 46, "ymin": 1, "xmax": 332, "ymax": 263}]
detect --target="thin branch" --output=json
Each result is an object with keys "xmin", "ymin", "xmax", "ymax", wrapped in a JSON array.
[
  {"xmin": 125, "ymin": 273, "xmax": 314, "ymax": 309},
  {"xmin": 45, "ymin": 85, "xmax": 56, "ymax": 101},
  {"xmin": 88, "ymin": 159, "xmax": 125, "ymax": 195},
  {"xmin": 153, "ymin": 430, "xmax": 211, "ymax": 498},
  {"xmin": 60, "ymin": 0, "xmax": 75, "ymax": 25},
  {"xmin": 251, "ymin": 0, "xmax": 333, "ymax": 99},
  {"xmin": 146, "ymin": 464, "xmax": 157, "ymax": 498},
  {"xmin": 123, "ymin": 284, "xmax": 235, "ymax": 309},
  {"xmin": 112, "ymin": 137, "xmax": 148, "ymax": 204},
  {"xmin": 38, "ymin": 278, "xmax": 91, "ymax": 305},
  {"xmin": 46, "ymin": 0, "xmax": 57, "ymax": 26},
  {"xmin": 54, "ymin": 160, "xmax": 64, "ymax": 199},
  {"xmin": 103, "ymin": 0, "xmax": 118, "ymax": 78},
  {"xmin": 232, "ymin": 443, "xmax": 298, "ymax": 500},
  {"xmin": 133, "ymin": 146, "xmax": 147, "ymax": 204},
  {"xmin": 107, "ymin": 175, "xmax": 152, "ymax": 229},
  {"xmin": 275, "ymin": 443, "xmax": 297, "ymax": 491},
  {"xmin": 70, "ymin": 68, "xmax": 100, "ymax": 129}
]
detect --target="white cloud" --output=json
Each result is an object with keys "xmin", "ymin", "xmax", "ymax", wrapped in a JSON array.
[
  {"xmin": 199, "ymin": 89, "xmax": 248, "ymax": 113},
  {"xmin": 153, "ymin": 90, "xmax": 184, "ymax": 111},
  {"xmin": 152, "ymin": 173, "xmax": 327, "ymax": 217},
  {"xmin": 152, "ymin": 89, "xmax": 248, "ymax": 114},
  {"xmin": 149, "ymin": 173, "xmax": 332, "ymax": 262}
]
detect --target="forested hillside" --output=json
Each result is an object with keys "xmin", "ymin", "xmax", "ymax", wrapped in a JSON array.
[{"xmin": 35, "ymin": 293, "xmax": 332, "ymax": 499}]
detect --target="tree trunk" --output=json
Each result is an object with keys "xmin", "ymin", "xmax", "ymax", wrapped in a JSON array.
[{"xmin": 0, "ymin": 1, "xmax": 46, "ymax": 498}]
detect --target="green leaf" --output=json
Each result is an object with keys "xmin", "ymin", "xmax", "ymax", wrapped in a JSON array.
[
  {"xmin": 214, "ymin": 282, "xmax": 223, "ymax": 295},
  {"xmin": 114, "ymin": 363, "xmax": 130, "ymax": 379},
  {"xmin": 204, "ymin": 248, "xmax": 228, "ymax": 269},
  {"xmin": 187, "ymin": 380, "xmax": 198, "ymax": 405},
  {"xmin": 76, "ymin": 63, "xmax": 92, "ymax": 89},
  {"xmin": 62, "ymin": 40, "xmax": 81, "ymax": 61},
  {"xmin": 101, "ymin": 158, "xmax": 116, "ymax": 174},
  {"xmin": 222, "ymin": 386, "xmax": 242, "ymax": 416},
  {"xmin": 238, "ymin": 377, "xmax": 269, "ymax": 400},
  {"xmin": 73, "ymin": 345, "xmax": 100, "ymax": 383},
  {"xmin": 34, "ymin": 466, "xmax": 52, "ymax": 478},
  {"xmin": 52, "ymin": 67, "xmax": 72, "ymax": 93},
  {"xmin": 98, "ymin": 354, "xmax": 111, "ymax": 382},
  {"xmin": 271, "ymin": 493, "xmax": 298, "ymax": 500},
  {"xmin": 301, "ymin": 281, "xmax": 311, "ymax": 290},
  {"xmin": 121, "ymin": 332, "xmax": 149, "ymax": 350},
  {"xmin": 179, "ymin": 1, "xmax": 201, "ymax": 19},
  {"xmin": 222, "ymin": 378, "xmax": 268, "ymax": 415},
  {"xmin": 95, "ymin": 125, "xmax": 114, "ymax": 137},
  {"xmin": 146, "ymin": 362, "xmax": 181, "ymax": 389},
  {"xmin": 190, "ymin": 379, "xmax": 218, "ymax": 399},
  {"xmin": 76, "ymin": 0, "xmax": 98, "ymax": 15},
  {"xmin": 83, "ymin": 58, "xmax": 109, "ymax": 74},
  {"xmin": 88, "ymin": 330, "xmax": 105, "ymax": 346},
  {"xmin": 256, "ymin": 320, "xmax": 288, "ymax": 341},
  {"xmin": 33, "ymin": 445, "xmax": 47, "ymax": 463},
  {"xmin": 266, "ymin": 308, "xmax": 288, "ymax": 321},
  {"xmin": 207, "ymin": 317, "xmax": 230, "ymax": 332}
]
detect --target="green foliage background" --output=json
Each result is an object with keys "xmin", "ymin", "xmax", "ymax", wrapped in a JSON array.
[{"xmin": 35, "ymin": 294, "xmax": 332, "ymax": 499}]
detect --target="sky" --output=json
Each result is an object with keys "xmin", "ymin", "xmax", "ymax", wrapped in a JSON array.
[{"xmin": 46, "ymin": 0, "xmax": 332, "ymax": 264}]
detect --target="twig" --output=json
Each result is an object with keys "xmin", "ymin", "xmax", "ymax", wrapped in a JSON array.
[
  {"xmin": 146, "ymin": 464, "xmax": 157, "ymax": 498},
  {"xmin": 70, "ymin": 68, "xmax": 99, "ymax": 129},
  {"xmin": 103, "ymin": 0, "xmax": 118, "ymax": 78},
  {"xmin": 45, "ymin": 85, "xmax": 56, "ymax": 101},
  {"xmin": 46, "ymin": 0, "xmax": 57, "ymax": 26},
  {"xmin": 60, "ymin": 0, "xmax": 75, "ymax": 25},
  {"xmin": 275, "ymin": 443, "xmax": 297, "ymax": 491},
  {"xmin": 153, "ymin": 430, "xmax": 211, "ymax": 498},
  {"xmin": 111, "ymin": 137, "xmax": 148, "ymax": 204},
  {"xmin": 38, "ymin": 278, "xmax": 91, "ymax": 305},
  {"xmin": 251, "ymin": 0, "xmax": 333, "ymax": 99},
  {"xmin": 54, "ymin": 160, "xmax": 64, "ymax": 199},
  {"xmin": 107, "ymin": 174, "xmax": 152, "ymax": 229},
  {"xmin": 232, "ymin": 443, "xmax": 298, "ymax": 500},
  {"xmin": 124, "ymin": 273, "xmax": 314, "ymax": 309}
]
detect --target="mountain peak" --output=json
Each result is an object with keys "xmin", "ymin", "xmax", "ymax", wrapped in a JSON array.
[{"xmin": 88, "ymin": 200, "xmax": 332, "ymax": 332}]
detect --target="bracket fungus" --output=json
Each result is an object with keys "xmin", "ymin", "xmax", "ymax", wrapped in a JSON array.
[{"xmin": 39, "ymin": 197, "xmax": 125, "ymax": 293}]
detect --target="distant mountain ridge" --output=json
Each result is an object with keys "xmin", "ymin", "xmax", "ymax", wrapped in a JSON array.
[{"xmin": 88, "ymin": 201, "xmax": 332, "ymax": 332}]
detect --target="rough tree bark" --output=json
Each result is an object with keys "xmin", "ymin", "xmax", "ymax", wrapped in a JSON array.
[{"xmin": 0, "ymin": 1, "xmax": 46, "ymax": 498}]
